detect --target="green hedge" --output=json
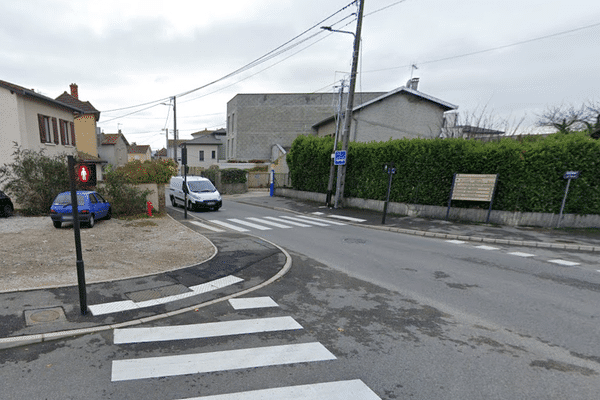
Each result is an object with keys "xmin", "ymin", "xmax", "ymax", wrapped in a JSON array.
[
  {"xmin": 221, "ymin": 168, "xmax": 247, "ymax": 184},
  {"xmin": 287, "ymin": 133, "xmax": 600, "ymax": 214}
]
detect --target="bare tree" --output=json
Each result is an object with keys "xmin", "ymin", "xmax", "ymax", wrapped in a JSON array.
[{"xmin": 537, "ymin": 101, "xmax": 600, "ymax": 138}]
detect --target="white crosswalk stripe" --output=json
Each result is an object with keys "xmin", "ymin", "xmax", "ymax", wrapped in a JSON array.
[
  {"xmin": 209, "ymin": 220, "xmax": 250, "ymax": 232},
  {"xmin": 291, "ymin": 215, "xmax": 347, "ymax": 226},
  {"xmin": 279, "ymin": 215, "xmax": 330, "ymax": 226},
  {"xmin": 110, "ymin": 296, "xmax": 380, "ymax": 397},
  {"xmin": 227, "ymin": 218, "xmax": 272, "ymax": 230},
  {"xmin": 263, "ymin": 216, "xmax": 311, "ymax": 227}
]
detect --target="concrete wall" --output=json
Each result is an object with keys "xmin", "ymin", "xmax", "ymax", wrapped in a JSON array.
[
  {"xmin": 275, "ymin": 188, "xmax": 600, "ymax": 228},
  {"xmin": 225, "ymin": 92, "xmax": 384, "ymax": 161}
]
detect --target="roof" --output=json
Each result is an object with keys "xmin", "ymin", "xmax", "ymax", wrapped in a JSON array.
[
  {"xmin": 100, "ymin": 133, "xmax": 129, "ymax": 146},
  {"xmin": 183, "ymin": 132, "xmax": 223, "ymax": 146},
  {"xmin": 0, "ymin": 79, "xmax": 83, "ymax": 114},
  {"xmin": 128, "ymin": 144, "xmax": 151, "ymax": 154},
  {"xmin": 155, "ymin": 148, "xmax": 167, "ymax": 157},
  {"xmin": 55, "ymin": 92, "xmax": 100, "ymax": 120},
  {"xmin": 77, "ymin": 151, "xmax": 107, "ymax": 163},
  {"xmin": 312, "ymin": 86, "xmax": 458, "ymax": 128}
]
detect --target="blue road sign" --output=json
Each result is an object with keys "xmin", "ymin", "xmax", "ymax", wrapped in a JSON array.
[{"xmin": 334, "ymin": 150, "xmax": 347, "ymax": 165}]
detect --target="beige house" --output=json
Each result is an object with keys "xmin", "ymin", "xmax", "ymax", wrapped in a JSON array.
[
  {"xmin": 98, "ymin": 132, "xmax": 130, "ymax": 168},
  {"xmin": 0, "ymin": 79, "xmax": 81, "ymax": 168},
  {"xmin": 55, "ymin": 83, "xmax": 101, "ymax": 157},
  {"xmin": 312, "ymin": 80, "xmax": 457, "ymax": 141},
  {"xmin": 128, "ymin": 143, "xmax": 152, "ymax": 162},
  {"xmin": 181, "ymin": 129, "xmax": 225, "ymax": 169}
]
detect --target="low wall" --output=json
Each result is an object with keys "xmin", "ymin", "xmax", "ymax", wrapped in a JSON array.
[
  {"xmin": 275, "ymin": 188, "xmax": 600, "ymax": 228},
  {"xmin": 138, "ymin": 183, "xmax": 165, "ymax": 212}
]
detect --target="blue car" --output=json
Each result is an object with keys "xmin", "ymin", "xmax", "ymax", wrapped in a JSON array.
[{"xmin": 50, "ymin": 191, "xmax": 111, "ymax": 228}]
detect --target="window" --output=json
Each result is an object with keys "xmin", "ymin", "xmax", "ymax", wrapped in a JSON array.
[
  {"xmin": 60, "ymin": 120, "xmax": 71, "ymax": 145},
  {"xmin": 212, "ymin": 150, "xmax": 216, "ymax": 159},
  {"xmin": 38, "ymin": 114, "xmax": 58, "ymax": 144},
  {"xmin": 198, "ymin": 150, "xmax": 205, "ymax": 161}
]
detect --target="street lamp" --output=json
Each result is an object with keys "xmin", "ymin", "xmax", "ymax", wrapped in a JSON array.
[{"xmin": 320, "ymin": 0, "xmax": 365, "ymax": 208}]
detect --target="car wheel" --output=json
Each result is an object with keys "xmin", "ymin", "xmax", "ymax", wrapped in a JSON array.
[
  {"xmin": 105, "ymin": 207, "xmax": 112, "ymax": 220},
  {"xmin": 88, "ymin": 214, "xmax": 95, "ymax": 228},
  {"xmin": 53, "ymin": 221, "xmax": 62, "ymax": 229},
  {"xmin": 2, "ymin": 204, "xmax": 12, "ymax": 217},
  {"xmin": 171, "ymin": 196, "xmax": 177, "ymax": 207}
]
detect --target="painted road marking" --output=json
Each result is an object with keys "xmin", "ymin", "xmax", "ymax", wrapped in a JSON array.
[
  {"xmin": 264, "ymin": 216, "xmax": 312, "ymax": 227},
  {"xmin": 446, "ymin": 240, "xmax": 466, "ymax": 244},
  {"xmin": 280, "ymin": 216, "xmax": 330, "ymax": 227},
  {"xmin": 327, "ymin": 215, "xmax": 367, "ymax": 223},
  {"xmin": 114, "ymin": 316, "xmax": 302, "ymax": 344},
  {"xmin": 229, "ymin": 296, "xmax": 279, "ymax": 310},
  {"xmin": 179, "ymin": 379, "xmax": 381, "ymax": 399},
  {"xmin": 292, "ymin": 215, "xmax": 347, "ymax": 226},
  {"xmin": 475, "ymin": 245, "xmax": 499, "ymax": 251},
  {"xmin": 209, "ymin": 220, "xmax": 250, "ymax": 232},
  {"xmin": 508, "ymin": 252, "xmax": 536, "ymax": 257},
  {"xmin": 246, "ymin": 217, "xmax": 292, "ymax": 229},
  {"xmin": 189, "ymin": 220, "xmax": 225, "ymax": 232},
  {"xmin": 89, "ymin": 276, "xmax": 243, "ymax": 316},
  {"xmin": 549, "ymin": 259, "xmax": 580, "ymax": 266},
  {"xmin": 111, "ymin": 342, "xmax": 336, "ymax": 381},
  {"xmin": 227, "ymin": 218, "xmax": 272, "ymax": 230}
]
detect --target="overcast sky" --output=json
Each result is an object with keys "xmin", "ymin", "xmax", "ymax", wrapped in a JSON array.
[{"xmin": 2, "ymin": 0, "xmax": 599, "ymax": 150}]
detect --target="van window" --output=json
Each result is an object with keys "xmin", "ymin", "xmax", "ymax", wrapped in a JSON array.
[{"xmin": 188, "ymin": 180, "xmax": 216, "ymax": 193}]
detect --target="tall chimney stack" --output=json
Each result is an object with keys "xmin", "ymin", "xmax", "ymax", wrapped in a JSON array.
[{"xmin": 70, "ymin": 83, "xmax": 78, "ymax": 99}]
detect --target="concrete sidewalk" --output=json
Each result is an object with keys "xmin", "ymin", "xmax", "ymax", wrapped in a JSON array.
[{"xmin": 235, "ymin": 191, "xmax": 600, "ymax": 252}]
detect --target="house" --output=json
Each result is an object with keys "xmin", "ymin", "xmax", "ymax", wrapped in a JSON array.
[
  {"xmin": 312, "ymin": 79, "xmax": 458, "ymax": 141},
  {"xmin": 55, "ymin": 83, "xmax": 101, "ymax": 157},
  {"xmin": 154, "ymin": 148, "xmax": 168, "ymax": 160},
  {"xmin": 97, "ymin": 131, "xmax": 130, "ymax": 167},
  {"xmin": 0, "ymin": 79, "xmax": 82, "ymax": 169},
  {"xmin": 225, "ymin": 91, "xmax": 385, "ymax": 162},
  {"xmin": 180, "ymin": 128, "xmax": 225, "ymax": 169},
  {"xmin": 439, "ymin": 112, "xmax": 505, "ymax": 140},
  {"xmin": 128, "ymin": 143, "xmax": 152, "ymax": 162}
]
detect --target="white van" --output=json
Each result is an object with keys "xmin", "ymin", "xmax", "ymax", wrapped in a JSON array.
[{"xmin": 169, "ymin": 176, "xmax": 222, "ymax": 211}]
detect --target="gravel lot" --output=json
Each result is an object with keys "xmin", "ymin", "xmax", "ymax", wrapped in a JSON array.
[{"xmin": 0, "ymin": 215, "xmax": 214, "ymax": 293}]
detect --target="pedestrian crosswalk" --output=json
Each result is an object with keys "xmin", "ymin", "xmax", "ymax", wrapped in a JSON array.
[
  {"xmin": 188, "ymin": 213, "xmax": 366, "ymax": 233},
  {"xmin": 110, "ymin": 296, "xmax": 381, "ymax": 399}
]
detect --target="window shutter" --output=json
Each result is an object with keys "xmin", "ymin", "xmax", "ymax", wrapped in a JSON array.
[
  {"xmin": 38, "ymin": 114, "xmax": 46, "ymax": 143},
  {"xmin": 52, "ymin": 117, "xmax": 59, "ymax": 144},
  {"xmin": 70, "ymin": 122, "xmax": 76, "ymax": 146},
  {"xmin": 59, "ymin": 120, "xmax": 66, "ymax": 145}
]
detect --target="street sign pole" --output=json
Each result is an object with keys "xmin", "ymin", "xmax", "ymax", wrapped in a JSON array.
[
  {"xmin": 382, "ymin": 162, "xmax": 395, "ymax": 224},
  {"xmin": 557, "ymin": 171, "xmax": 579, "ymax": 228},
  {"xmin": 68, "ymin": 155, "xmax": 87, "ymax": 315}
]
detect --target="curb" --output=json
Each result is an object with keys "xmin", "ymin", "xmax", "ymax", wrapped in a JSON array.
[{"xmin": 0, "ymin": 235, "xmax": 292, "ymax": 350}]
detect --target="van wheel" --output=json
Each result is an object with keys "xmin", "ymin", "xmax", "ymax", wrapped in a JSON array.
[
  {"xmin": 187, "ymin": 201, "xmax": 194, "ymax": 211},
  {"xmin": 171, "ymin": 196, "xmax": 177, "ymax": 207}
]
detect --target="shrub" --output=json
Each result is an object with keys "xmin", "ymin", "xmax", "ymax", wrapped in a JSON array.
[
  {"xmin": 98, "ymin": 166, "xmax": 150, "ymax": 217},
  {"xmin": 0, "ymin": 145, "xmax": 70, "ymax": 215},
  {"xmin": 221, "ymin": 168, "xmax": 247, "ymax": 184}
]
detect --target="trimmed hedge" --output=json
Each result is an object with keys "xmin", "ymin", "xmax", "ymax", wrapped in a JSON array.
[{"xmin": 287, "ymin": 133, "xmax": 600, "ymax": 214}]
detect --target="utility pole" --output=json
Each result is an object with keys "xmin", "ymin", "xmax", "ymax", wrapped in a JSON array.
[
  {"xmin": 334, "ymin": 0, "xmax": 364, "ymax": 208},
  {"xmin": 173, "ymin": 96, "xmax": 178, "ymax": 171},
  {"xmin": 326, "ymin": 81, "xmax": 346, "ymax": 207},
  {"xmin": 162, "ymin": 128, "xmax": 169, "ymax": 157}
]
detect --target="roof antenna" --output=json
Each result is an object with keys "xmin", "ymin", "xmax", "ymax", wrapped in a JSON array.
[{"xmin": 410, "ymin": 64, "xmax": 418, "ymax": 79}]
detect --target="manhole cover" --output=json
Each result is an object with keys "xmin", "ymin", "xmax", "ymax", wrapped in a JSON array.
[{"xmin": 24, "ymin": 307, "xmax": 67, "ymax": 326}]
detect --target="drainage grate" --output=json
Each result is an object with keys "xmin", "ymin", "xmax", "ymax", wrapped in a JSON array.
[{"xmin": 126, "ymin": 284, "xmax": 191, "ymax": 302}]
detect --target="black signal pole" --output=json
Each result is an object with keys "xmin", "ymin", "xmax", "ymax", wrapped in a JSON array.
[{"xmin": 68, "ymin": 155, "xmax": 87, "ymax": 315}]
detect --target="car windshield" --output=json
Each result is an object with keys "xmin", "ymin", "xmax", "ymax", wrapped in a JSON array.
[
  {"xmin": 187, "ymin": 180, "xmax": 216, "ymax": 193},
  {"xmin": 53, "ymin": 193, "xmax": 85, "ymax": 206}
]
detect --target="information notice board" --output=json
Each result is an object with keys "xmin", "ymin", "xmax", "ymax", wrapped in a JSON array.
[{"xmin": 447, "ymin": 174, "xmax": 499, "ymax": 223}]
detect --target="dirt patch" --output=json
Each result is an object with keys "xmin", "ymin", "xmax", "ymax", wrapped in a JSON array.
[{"xmin": 0, "ymin": 216, "xmax": 214, "ymax": 292}]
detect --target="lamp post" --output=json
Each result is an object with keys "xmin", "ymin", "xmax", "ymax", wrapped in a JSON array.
[{"xmin": 321, "ymin": 0, "xmax": 364, "ymax": 208}]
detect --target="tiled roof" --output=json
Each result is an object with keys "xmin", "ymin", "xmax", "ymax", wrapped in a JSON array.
[
  {"xmin": 55, "ymin": 92, "xmax": 100, "ymax": 118},
  {"xmin": 101, "ymin": 134, "xmax": 120, "ymax": 145},
  {"xmin": 0, "ymin": 79, "xmax": 83, "ymax": 113},
  {"xmin": 155, "ymin": 148, "xmax": 167, "ymax": 156},
  {"xmin": 128, "ymin": 145, "xmax": 151, "ymax": 154}
]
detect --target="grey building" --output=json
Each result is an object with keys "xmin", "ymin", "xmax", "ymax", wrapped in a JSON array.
[
  {"xmin": 225, "ymin": 92, "xmax": 385, "ymax": 162},
  {"xmin": 313, "ymin": 82, "xmax": 458, "ymax": 142}
]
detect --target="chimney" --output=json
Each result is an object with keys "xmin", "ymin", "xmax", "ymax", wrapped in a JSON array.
[
  {"xmin": 70, "ymin": 83, "xmax": 78, "ymax": 99},
  {"xmin": 406, "ymin": 77, "xmax": 419, "ymax": 91}
]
